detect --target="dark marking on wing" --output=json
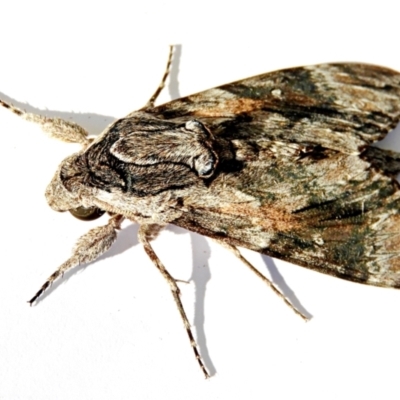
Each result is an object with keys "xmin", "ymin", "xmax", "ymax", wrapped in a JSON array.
[
  {"xmin": 149, "ymin": 63, "xmax": 400, "ymax": 152},
  {"xmin": 145, "ymin": 63, "xmax": 400, "ymax": 288}
]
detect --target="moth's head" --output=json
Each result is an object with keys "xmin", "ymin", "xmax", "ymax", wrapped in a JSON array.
[{"xmin": 45, "ymin": 154, "xmax": 105, "ymax": 221}]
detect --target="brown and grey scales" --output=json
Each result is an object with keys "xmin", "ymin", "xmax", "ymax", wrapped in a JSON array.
[{"xmin": 60, "ymin": 63, "xmax": 400, "ymax": 288}]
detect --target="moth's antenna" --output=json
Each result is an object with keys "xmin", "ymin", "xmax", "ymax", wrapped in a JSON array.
[{"xmin": 144, "ymin": 45, "xmax": 174, "ymax": 108}]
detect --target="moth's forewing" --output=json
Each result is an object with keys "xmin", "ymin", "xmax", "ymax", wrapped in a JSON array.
[{"xmin": 147, "ymin": 63, "xmax": 400, "ymax": 288}]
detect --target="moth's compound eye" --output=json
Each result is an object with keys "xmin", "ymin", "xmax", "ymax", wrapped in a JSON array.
[{"xmin": 69, "ymin": 206, "xmax": 105, "ymax": 221}]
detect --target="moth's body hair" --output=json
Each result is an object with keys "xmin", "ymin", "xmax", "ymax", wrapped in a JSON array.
[{"xmin": 3, "ymin": 46, "xmax": 400, "ymax": 377}]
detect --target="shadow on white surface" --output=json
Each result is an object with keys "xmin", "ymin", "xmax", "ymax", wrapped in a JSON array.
[
  {"xmin": 261, "ymin": 255, "xmax": 313, "ymax": 320},
  {"xmin": 189, "ymin": 232, "xmax": 216, "ymax": 375},
  {"xmin": 168, "ymin": 44, "xmax": 182, "ymax": 101}
]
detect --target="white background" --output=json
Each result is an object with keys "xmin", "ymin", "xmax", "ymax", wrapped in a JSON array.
[{"xmin": 1, "ymin": 1, "xmax": 400, "ymax": 399}]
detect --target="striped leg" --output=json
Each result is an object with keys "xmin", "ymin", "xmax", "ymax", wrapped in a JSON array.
[
  {"xmin": 28, "ymin": 215, "xmax": 124, "ymax": 305},
  {"xmin": 0, "ymin": 99, "xmax": 90, "ymax": 146},
  {"xmin": 138, "ymin": 224, "xmax": 210, "ymax": 378},
  {"xmin": 216, "ymin": 240, "xmax": 309, "ymax": 321}
]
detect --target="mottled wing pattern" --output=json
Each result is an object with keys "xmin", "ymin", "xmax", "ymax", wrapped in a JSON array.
[
  {"xmin": 149, "ymin": 63, "xmax": 400, "ymax": 287},
  {"xmin": 150, "ymin": 63, "xmax": 400, "ymax": 151}
]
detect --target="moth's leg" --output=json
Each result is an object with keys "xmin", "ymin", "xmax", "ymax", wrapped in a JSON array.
[
  {"xmin": 28, "ymin": 215, "xmax": 124, "ymax": 305},
  {"xmin": 0, "ymin": 99, "xmax": 90, "ymax": 147},
  {"xmin": 142, "ymin": 45, "xmax": 174, "ymax": 109},
  {"xmin": 138, "ymin": 224, "xmax": 210, "ymax": 379},
  {"xmin": 216, "ymin": 240, "xmax": 309, "ymax": 321}
]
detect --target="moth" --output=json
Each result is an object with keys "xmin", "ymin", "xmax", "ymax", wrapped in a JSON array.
[{"xmin": 3, "ymin": 47, "xmax": 400, "ymax": 378}]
